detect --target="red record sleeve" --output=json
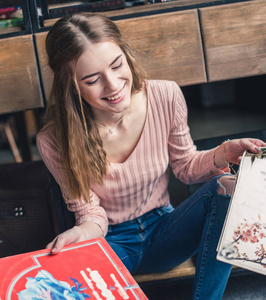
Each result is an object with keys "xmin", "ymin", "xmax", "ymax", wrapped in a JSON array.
[{"xmin": 0, "ymin": 237, "xmax": 148, "ymax": 300}]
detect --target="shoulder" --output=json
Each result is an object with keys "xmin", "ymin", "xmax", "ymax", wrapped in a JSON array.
[
  {"xmin": 146, "ymin": 80, "xmax": 184, "ymax": 104},
  {"xmin": 146, "ymin": 79, "xmax": 181, "ymax": 94},
  {"xmin": 146, "ymin": 79, "xmax": 186, "ymax": 112},
  {"xmin": 36, "ymin": 124, "xmax": 63, "ymax": 173},
  {"xmin": 36, "ymin": 124, "xmax": 58, "ymax": 153},
  {"xmin": 146, "ymin": 80, "xmax": 188, "ymax": 129}
]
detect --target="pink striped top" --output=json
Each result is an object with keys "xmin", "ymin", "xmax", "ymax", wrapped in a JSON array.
[{"xmin": 37, "ymin": 80, "xmax": 228, "ymax": 236}]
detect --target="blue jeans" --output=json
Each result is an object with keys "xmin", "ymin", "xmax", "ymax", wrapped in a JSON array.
[{"xmin": 105, "ymin": 175, "xmax": 232, "ymax": 300}]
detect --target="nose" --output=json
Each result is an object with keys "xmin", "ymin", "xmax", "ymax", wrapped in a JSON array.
[{"xmin": 104, "ymin": 71, "xmax": 119, "ymax": 92}]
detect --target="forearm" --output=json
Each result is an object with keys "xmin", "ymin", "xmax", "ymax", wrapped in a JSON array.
[
  {"xmin": 214, "ymin": 141, "xmax": 228, "ymax": 169},
  {"xmin": 76, "ymin": 220, "xmax": 104, "ymax": 240}
]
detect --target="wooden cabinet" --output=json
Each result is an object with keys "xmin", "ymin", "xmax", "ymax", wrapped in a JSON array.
[
  {"xmin": 1, "ymin": 0, "xmax": 266, "ymax": 113},
  {"xmin": 0, "ymin": 35, "xmax": 43, "ymax": 114},
  {"xmin": 199, "ymin": 0, "xmax": 266, "ymax": 82}
]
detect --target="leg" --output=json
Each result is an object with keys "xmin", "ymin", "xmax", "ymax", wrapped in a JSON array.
[
  {"xmin": 193, "ymin": 175, "xmax": 235, "ymax": 300},
  {"xmin": 106, "ymin": 221, "xmax": 143, "ymax": 272},
  {"xmin": 107, "ymin": 241, "xmax": 136, "ymax": 272},
  {"xmin": 217, "ymin": 174, "xmax": 236, "ymax": 195},
  {"xmin": 136, "ymin": 175, "xmax": 234, "ymax": 300}
]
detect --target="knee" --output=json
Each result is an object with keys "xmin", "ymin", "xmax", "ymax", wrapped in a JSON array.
[{"xmin": 217, "ymin": 175, "xmax": 236, "ymax": 196}]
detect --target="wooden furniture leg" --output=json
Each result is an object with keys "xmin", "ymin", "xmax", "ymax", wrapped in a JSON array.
[{"xmin": 4, "ymin": 122, "xmax": 22, "ymax": 163}]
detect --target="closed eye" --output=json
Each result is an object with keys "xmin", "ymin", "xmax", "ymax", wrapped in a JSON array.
[
  {"xmin": 86, "ymin": 77, "xmax": 100, "ymax": 86},
  {"xmin": 112, "ymin": 61, "xmax": 123, "ymax": 70}
]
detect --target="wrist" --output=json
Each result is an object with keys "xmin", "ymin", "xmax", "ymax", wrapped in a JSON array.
[
  {"xmin": 214, "ymin": 140, "xmax": 229, "ymax": 168},
  {"xmin": 78, "ymin": 221, "xmax": 104, "ymax": 239}
]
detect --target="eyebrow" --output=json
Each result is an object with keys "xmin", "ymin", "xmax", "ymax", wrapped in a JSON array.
[{"xmin": 81, "ymin": 54, "xmax": 122, "ymax": 81}]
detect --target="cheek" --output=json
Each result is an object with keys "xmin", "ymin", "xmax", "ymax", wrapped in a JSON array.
[
  {"xmin": 79, "ymin": 86, "xmax": 103, "ymax": 105},
  {"xmin": 80, "ymin": 86, "xmax": 94, "ymax": 98}
]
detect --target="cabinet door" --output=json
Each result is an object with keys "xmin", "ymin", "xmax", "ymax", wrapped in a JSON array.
[
  {"xmin": 0, "ymin": 35, "xmax": 43, "ymax": 114},
  {"xmin": 199, "ymin": 0, "xmax": 266, "ymax": 82},
  {"xmin": 116, "ymin": 10, "xmax": 206, "ymax": 86}
]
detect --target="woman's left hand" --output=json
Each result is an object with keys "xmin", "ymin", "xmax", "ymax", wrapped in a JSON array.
[
  {"xmin": 225, "ymin": 138, "xmax": 266, "ymax": 164},
  {"xmin": 215, "ymin": 138, "xmax": 266, "ymax": 168}
]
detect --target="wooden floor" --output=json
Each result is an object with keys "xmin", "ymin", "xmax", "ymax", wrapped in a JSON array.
[{"xmin": 134, "ymin": 259, "xmax": 195, "ymax": 283}]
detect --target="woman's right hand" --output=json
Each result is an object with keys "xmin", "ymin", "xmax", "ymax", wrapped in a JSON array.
[{"xmin": 46, "ymin": 221, "xmax": 104, "ymax": 254}]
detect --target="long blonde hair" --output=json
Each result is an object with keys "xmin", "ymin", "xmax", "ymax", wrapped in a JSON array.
[{"xmin": 44, "ymin": 13, "xmax": 146, "ymax": 201}]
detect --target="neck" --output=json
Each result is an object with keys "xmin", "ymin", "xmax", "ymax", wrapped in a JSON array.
[
  {"xmin": 95, "ymin": 110, "xmax": 128, "ymax": 128},
  {"xmin": 93, "ymin": 103, "xmax": 132, "ymax": 134}
]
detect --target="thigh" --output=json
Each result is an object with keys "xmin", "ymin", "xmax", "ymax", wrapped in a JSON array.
[
  {"xmin": 107, "ymin": 241, "xmax": 135, "ymax": 272},
  {"xmin": 136, "ymin": 176, "xmax": 223, "ymax": 273},
  {"xmin": 105, "ymin": 221, "xmax": 142, "ymax": 273}
]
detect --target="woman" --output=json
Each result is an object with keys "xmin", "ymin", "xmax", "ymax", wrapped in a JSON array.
[{"xmin": 37, "ymin": 13, "xmax": 266, "ymax": 299}]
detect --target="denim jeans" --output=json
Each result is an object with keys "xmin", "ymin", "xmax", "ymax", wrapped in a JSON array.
[{"xmin": 105, "ymin": 175, "xmax": 232, "ymax": 300}]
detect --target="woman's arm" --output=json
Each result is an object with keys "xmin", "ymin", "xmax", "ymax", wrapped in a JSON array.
[
  {"xmin": 168, "ymin": 82, "xmax": 266, "ymax": 183},
  {"xmin": 36, "ymin": 127, "xmax": 108, "ymax": 253}
]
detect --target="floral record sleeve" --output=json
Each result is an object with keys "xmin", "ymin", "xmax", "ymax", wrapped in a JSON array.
[{"xmin": 217, "ymin": 149, "xmax": 266, "ymax": 275}]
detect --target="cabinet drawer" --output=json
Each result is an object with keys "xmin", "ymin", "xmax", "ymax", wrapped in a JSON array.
[
  {"xmin": 0, "ymin": 35, "xmax": 43, "ymax": 114},
  {"xmin": 117, "ymin": 10, "xmax": 206, "ymax": 86},
  {"xmin": 200, "ymin": 0, "xmax": 266, "ymax": 82}
]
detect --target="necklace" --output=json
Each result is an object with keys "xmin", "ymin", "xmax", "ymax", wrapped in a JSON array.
[{"xmin": 93, "ymin": 105, "xmax": 131, "ymax": 134}]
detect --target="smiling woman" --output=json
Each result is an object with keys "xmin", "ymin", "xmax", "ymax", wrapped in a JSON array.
[{"xmin": 36, "ymin": 12, "xmax": 266, "ymax": 300}]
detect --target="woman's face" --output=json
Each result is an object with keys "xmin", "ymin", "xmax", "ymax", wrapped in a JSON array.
[{"xmin": 74, "ymin": 41, "xmax": 133, "ymax": 116}]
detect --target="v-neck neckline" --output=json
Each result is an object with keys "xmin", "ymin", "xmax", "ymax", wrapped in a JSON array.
[{"xmin": 109, "ymin": 82, "xmax": 150, "ymax": 166}]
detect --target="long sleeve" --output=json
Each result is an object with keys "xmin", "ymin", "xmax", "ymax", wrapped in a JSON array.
[
  {"xmin": 167, "ymin": 81, "xmax": 229, "ymax": 184},
  {"xmin": 36, "ymin": 127, "xmax": 109, "ymax": 236}
]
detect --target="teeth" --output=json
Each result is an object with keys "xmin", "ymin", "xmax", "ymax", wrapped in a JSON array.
[{"xmin": 107, "ymin": 90, "xmax": 124, "ymax": 101}]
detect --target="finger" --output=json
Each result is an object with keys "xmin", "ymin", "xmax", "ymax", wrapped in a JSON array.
[
  {"xmin": 248, "ymin": 139, "xmax": 266, "ymax": 150},
  {"xmin": 46, "ymin": 238, "xmax": 57, "ymax": 250},
  {"xmin": 45, "ymin": 236, "xmax": 64, "ymax": 255},
  {"xmin": 242, "ymin": 140, "xmax": 262, "ymax": 154},
  {"xmin": 50, "ymin": 233, "xmax": 76, "ymax": 254},
  {"xmin": 46, "ymin": 242, "xmax": 54, "ymax": 249},
  {"xmin": 50, "ymin": 238, "xmax": 66, "ymax": 254}
]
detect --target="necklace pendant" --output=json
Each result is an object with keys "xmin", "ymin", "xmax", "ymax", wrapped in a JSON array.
[{"xmin": 108, "ymin": 129, "xmax": 113, "ymax": 134}]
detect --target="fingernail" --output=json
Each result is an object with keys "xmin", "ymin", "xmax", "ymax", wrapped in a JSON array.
[{"xmin": 255, "ymin": 147, "xmax": 260, "ymax": 152}]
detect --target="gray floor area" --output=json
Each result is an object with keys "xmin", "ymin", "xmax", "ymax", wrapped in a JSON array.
[{"xmin": 189, "ymin": 107, "xmax": 266, "ymax": 141}]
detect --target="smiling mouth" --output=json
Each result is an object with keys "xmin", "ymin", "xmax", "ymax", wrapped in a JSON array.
[
  {"xmin": 107, "ymin": 90, "xmax": 124, "ymax": 101},
  {"xmin": 104, "ymin": 86, "xmax": 125, "ymax": 101}
]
